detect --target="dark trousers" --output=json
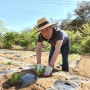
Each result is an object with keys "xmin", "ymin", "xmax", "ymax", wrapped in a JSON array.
[{"xmin": 48, "ymin": 39, "xmax": 70, "ymax": 72}]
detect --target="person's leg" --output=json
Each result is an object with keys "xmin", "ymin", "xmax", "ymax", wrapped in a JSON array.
[
  {"xmin": 48, "ymin": 45, "xmax": 55, "ymax": 63},
  {"xmin": 61, "ymin": 40, "xmax": 70, "ymax": 72}
]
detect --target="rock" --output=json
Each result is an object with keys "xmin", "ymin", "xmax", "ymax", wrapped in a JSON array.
[
  {"xmin": 53, "ymin": 80, "xmax": 80, "ymax": 90},
  {"xmin": 20, "ymin": 73, "xmax": 37, "ymax": 87}
]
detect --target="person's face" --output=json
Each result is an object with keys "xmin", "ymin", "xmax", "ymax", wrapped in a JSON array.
[{"xmin": 40, "ymin": 26, "xmax": 52, "ymax": 39}]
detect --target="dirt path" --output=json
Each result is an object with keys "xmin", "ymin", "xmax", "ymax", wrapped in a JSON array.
[{"xmin": 0, "ymin": 50, "xmax": 90, "ymax": 90}]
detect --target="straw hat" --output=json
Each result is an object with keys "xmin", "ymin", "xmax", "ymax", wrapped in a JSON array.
[{"xmin": 37, "ymin": 17, "xmax": 56, "ymax": 31}]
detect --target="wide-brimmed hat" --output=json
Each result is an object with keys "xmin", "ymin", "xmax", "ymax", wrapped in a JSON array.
[{"xmin": 37, "ymin": 17, "xmax": 56, "ymax": 31}]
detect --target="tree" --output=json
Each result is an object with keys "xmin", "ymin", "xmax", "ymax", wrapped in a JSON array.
[
  {"xmin": 74, "ymin": 1, "xmax": 90, "ymax": 23},
  {"xmin": 0, "ymin": 33, "xmax": 4, "ymax": 48},
  {"xmin": 0, "ymin": 20, "xmax": 9, "ymax": 48},
  {"xmin": 60, "ymin": 13, "xmax": 72, "ymax": 30},
  {"xmin": 0, "ymin": 20, "xmax": 9, "ymax": 34},
  {"xmin": 4, "ymin": 32, "xmax": 20, "ymax": 48},
  {"xmin": 60, "ymin": 19, "xmax": 69, "ymax": 30},
  {"xmin": 60, "ymin": 1, "xmax": 90, "ymax": 31}
]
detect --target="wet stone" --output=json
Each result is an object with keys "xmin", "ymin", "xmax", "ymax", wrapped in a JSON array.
[{"xmin": 20, "ymin": 73, "xmax": 37, "ymax": 87}]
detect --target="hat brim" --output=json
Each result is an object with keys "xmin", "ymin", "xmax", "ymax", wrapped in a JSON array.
[{"xmin": 38, "ymin": 23, "xmax": 57, "ymax": 31}]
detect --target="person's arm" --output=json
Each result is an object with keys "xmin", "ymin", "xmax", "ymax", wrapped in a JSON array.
[
  {"xmin": 36, "ymin": 42, "xmax": 43, "ymax": 64},
  {"xmin": 49, "ymin": 40, "xmax": 63, "ymax": 67}
]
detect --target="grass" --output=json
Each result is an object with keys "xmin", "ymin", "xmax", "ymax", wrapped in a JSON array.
[
  {"xmin": 68, "ymin": 54, "xmax": 79, "ymax": 62},
  {"xmin": 7, "ymin": 61, "xmax": 12, "ymax": 65}
]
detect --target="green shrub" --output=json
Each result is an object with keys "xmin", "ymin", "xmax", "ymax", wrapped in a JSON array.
[
  {"xmin": 35, "ymin": 66, "xmax": 45, "ymax": 77},
  {"xmin": 43, "ymin": 41, "xmax": 50, "ymax": 51},
  {"xmin": 0, "ymin": 33, "xmax": 4, "ymax": 48},
  {"xmin": 80, "ymin": 36, "xmax": 90, "ymax": 53},
  {"xmin": 10, "ymin": 72, "xmax": 21, "ymax": 84},
  {"xmin": 66, "ymin": 30, "xmax": 82, "ymax": 53},
  {"xmin": 70, "ymin": 44, "xmax": 81, "ymax": 53},
  {"xmin": 7, "ymin": 61, "xmax": 12, "ymax": 65}
]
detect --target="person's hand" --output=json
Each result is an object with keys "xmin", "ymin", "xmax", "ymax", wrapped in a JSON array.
[
  {"xmin": 36, "ymin": 63, "xmax": 43, "ymax": 72},
  {"xmin": 43, "ymin": 65, "xmax": 53, "ymax": 77},
  {"xmin": 36, "ymin": 64, "xmax": 45, "ymax": 77}
]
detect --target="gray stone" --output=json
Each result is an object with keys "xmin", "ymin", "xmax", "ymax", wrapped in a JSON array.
[
  {"xmin": 20, "ymin": 73, "xmax": 37, "ymax": 87},
  {"xmin": 53, "ymin": 80, "xmax": 80, "ymax": 90}
]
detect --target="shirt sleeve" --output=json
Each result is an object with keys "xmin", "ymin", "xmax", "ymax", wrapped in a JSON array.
[
  {"xmin": 38, "ymin": 34, "xmax": 43, "ymax": 42},
  {"xmin": 56, "ymin": 31, "xmax": 63, "ymax": 40}
]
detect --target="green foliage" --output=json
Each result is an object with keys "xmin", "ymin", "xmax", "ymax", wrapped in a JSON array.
[
  {"xmin": 68, "ymin": 54, "xmax": 79, "ymax": 62},
  {"xmin": 24, "ymin": 27, "xmax": 39, "ymax": 51},
  {"xmin": 0, "ymin": 20, "xmax": 9, "ymax": 48},
  {"xmin": 80, "ymin": 36, "xmax": 90, "ymax": 53},
  {"xmin": 66, "ymin": 22, "xmax": 90, "ymax": 54},
  {"xmin": 0, "ymin": 14, "xmax": 90, "ymax": 54},
  {"xmin": 7, "ymin": 61, "xmax": 12, "ymax": 65},
  {"xmin": 60, "ymin": 1, "xmax": 90, "ymax": 31},
  {"xmin": 43, "ymin": 41, "xmax": 50, "ymax": 51},
  {"xmin": 74, "ymin": 1, "xmax": 90, "ymax": 23},
  {"xmin": 0, "ymin": 20, "xmax": 9, "ymax": 34},
  {"xmin": 35, "ymin": 66, "xmax": 45, "ymax": 77},
  {"xmin": 79, "ymin": 23, "xmax": 90, "ymax": 53},
  {"xmin": 19, "ymin": 32, "xmax": 30, "ymax": 47},
  {"xmin": 10, "ymin": 72, "xmax": 21, "ymax": 84},
  {"xmin": 0, "ymin": 33, "xmax": 4, "ymax": 48},
  {"xmin": 66, "ymin": 30, "xmax": 82, "ymax": 53},
  {"xmin": 70, "ymin": 44, "xmax": 81, "ymax": 53},
  {"xmin": 4, "ymin": 32, "xmax": 20, "ymax": 48},
  {"xmin": 79, "ymin": 23, "xmax": 90, "ymax": 36}
]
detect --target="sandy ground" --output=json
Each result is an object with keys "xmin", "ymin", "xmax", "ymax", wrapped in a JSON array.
[{"xmin": 0, "ymin": 50, "xmax": 90, "ymax": 90}]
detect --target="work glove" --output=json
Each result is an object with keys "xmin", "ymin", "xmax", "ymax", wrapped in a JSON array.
[
  {"xmin": 43, "ymin": 65, "xmax": 53, "ymax": 77},
  {"xmin": 36, "ymin": 63, "xmax": 43, "ymax": 72},
  {"xmin": 36, "ymin": 64, "xmax": 45, "ymax": 77}
]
